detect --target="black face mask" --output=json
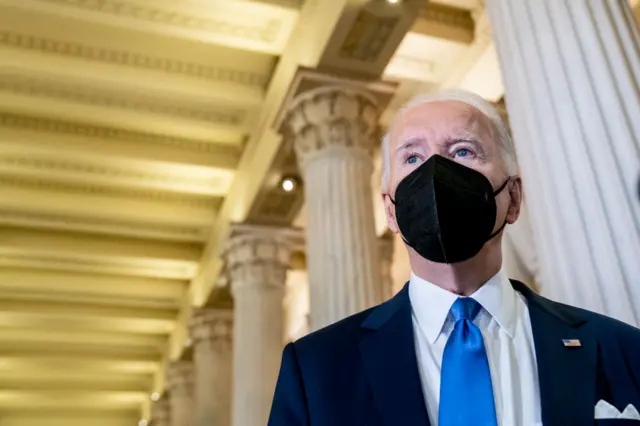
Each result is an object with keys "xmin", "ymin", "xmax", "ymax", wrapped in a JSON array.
[{"xmin": 390, "ymin": 155, "xmax": 510, "ymax": 264}]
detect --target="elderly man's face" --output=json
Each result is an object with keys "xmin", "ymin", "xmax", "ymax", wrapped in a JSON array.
[{"xmin": 384, "ymin": 100, "xmax": 521, "ymax": 238}]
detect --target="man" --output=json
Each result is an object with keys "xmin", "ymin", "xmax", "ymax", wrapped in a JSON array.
[{"xmin": 268, "ymin": 90, "xmax": 640, "ymax": 426}]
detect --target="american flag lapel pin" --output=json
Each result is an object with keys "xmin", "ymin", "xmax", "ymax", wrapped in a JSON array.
[{"xmin": 562, "ymin": 339, "xmax": 582, "ymax": 347}]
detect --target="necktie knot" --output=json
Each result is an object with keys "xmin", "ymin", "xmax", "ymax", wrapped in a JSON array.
[{"xmin": 450, "ymin": 297, "xmax": 481, "ymax": 323}]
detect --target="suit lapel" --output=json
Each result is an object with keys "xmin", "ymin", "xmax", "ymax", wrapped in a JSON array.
[
  {"xmin": 513, "ymin": 281, "xmax": 597, "ymax": 426},
  {"xmin": 359, "ymin": 284, "xmax": 431, "ymax": 426}
]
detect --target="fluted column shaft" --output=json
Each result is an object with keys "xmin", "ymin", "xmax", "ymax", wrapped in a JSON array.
[
  {"xmin": 189, "ymin": 309, "xmax": 233, "ymax": 426},
  {"xmin": 488, "ymin": 0, "xmax": 640, "ymax": 325},
  {"xmin": 151, "ymin": 395, "xmax": 171, "ymax": 426},
  {"xmin": 166, "ymin": 361, "xmax": 194, "ymax": 426},
  {"xmin": 285, "ymin": 87, "xmax": 382, "ymax": 329},
  {"xmin": 378, "ymin": 230, "xmax": 395, "ymax": 300},
  {"xmin": 225, "ymin": 225, "xmax": 296, "ymax": 426}
]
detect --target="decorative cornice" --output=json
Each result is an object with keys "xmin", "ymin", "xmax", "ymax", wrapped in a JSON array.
[
  {"xmin": 166, "ymin": 361, "xmax": 194, "ymax": 397},
  {"xmin": 0, "ymin": 210, "xmax": 207, "ymax": 242},
  {"xmin": 338, "ymin": 9, "xmax": 399, "ymax": 62},
  {"xmin": 189, "ymin": 308, "xmax": 233, "ymax": 348},
  {"xmin": 0, "ymin": 155, "xmax": 230, "ymax": 192},
  {"xmin": 420, "ymin": 3, "xmax": 475, "ymax": 32},
  {"xmin": 0, "ymin": 176, "xmax": 220, "ymax": 209},
  {"xmin": 0, "ymin": 113, "xmax": 241, "ymax": 154},
  {"xmin": 283, "ymin": 86, "xmax": 381, "ymax": 166},
  {"xmin": 0, "ymin": 253, "xmax": 197, "ymax": 279},
  {"xmin": 33, "ymin": 0, "xmax": 283, "ymax": 43},
  {"xmin": 0, "ymin": 32, "xmax": 268, "ymax": 88},
  {"xmin": 0, "ymin": 73, "xmax": 247, "ymax": 125}
]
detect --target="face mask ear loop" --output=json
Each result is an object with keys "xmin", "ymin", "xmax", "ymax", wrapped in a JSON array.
[
  {"xmin": 388, "ymin": 195, "xmax": 414, "ymax": 247},
  {"xmin": 493, "ymin": 177, "xmax": 511, "ymax": 196},
  {"xmin": 488, "ymin": 220, "xmax": 508, "ymax": 240},
  {"xmin": 487, "ymin": 178, "xmax": 512, "ymax": 241}
]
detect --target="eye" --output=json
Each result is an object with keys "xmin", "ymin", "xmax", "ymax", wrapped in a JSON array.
[
  {"xmin": 453, "ymin": 147, "xmax": 474, "ymax": 158},
  {"xmin": 406, "ymin": 155, "xmax": 419, "ymax": 164}
]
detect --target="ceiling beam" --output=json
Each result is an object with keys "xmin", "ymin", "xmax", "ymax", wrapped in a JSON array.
[
  {"xmin": 0, "ymin": 389, "xmax": 147, "ymax": 410},
  {"xmin": 0, "ymin": 82, "xmax": 248, "ymax": 142},
  {"xmin": 0, "ymin": 137, "xmax": 237, "ymax": 197},
  {"xmin": 0, "ymin": 269, "xmax": 186, "ymax": 307},
  {"xmin": 0, "ymin": 355, "xmax": 159, "ymax": 374},
  {"xmin": 0, "ymin": 117, "xmax": 242, "ymax": 170},
  {"xmin": 0, "ymin": 227, "xmax": 200, "ymax": 263},
  {"xmin": 411, "ymin": 2, "xmax": 475, "ymax": 44},
  {"xmin": 8, "ymin": 0, "xmax": 299, "ymax": 55},
  {"xmin": 0, "ymin": 375, "xmax": 152, "ymax": 392},
  {"xmin": 0, "ymin": 43, "xmax": 265, "ymax": 108},
  {"xmin": 0, "ymin": 328, "xmax": 166, "ymax": 352},
  {"xmin": 0, "ymin": 298, "xmax": 177, "ymax": 334},
  {"xmin": 0, "ymin": 227, "xmax": 201, "ymax": 280},
  {"xmin": 0, "ymin": 180, "xmax": 216, "ymax": 231}
]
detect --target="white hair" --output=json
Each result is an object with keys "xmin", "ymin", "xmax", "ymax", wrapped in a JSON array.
[{"xmin": 381, "ymin": 89, "xmax": 517, "ymax": 192}]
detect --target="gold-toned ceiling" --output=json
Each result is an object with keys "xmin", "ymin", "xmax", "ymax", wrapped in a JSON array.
[{"xmin": 0, "ymin": 0, "xmax": 513, "ymax": 424}]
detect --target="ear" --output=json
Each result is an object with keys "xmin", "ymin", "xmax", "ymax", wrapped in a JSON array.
[
  {"xmin": 382, "ymin": 193, "xmax": 399, "ymax": 233},
  {"xmin": 506, "ymin": 177, "xmax": 523, "ymax": 224}
]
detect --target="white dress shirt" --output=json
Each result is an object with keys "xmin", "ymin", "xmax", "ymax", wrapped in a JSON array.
[{"xmin": 409, "ymin": 269, "xmax": 542, "ymax": 426}]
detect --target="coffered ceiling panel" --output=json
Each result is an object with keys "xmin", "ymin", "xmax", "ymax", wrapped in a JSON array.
[
  {"xmin": 0, "ymin": 0, "xmax": 294, "ymax": 419},
  {"xmin": 10, "ymin": 0, "xmax": 301, "ymax": 54}
]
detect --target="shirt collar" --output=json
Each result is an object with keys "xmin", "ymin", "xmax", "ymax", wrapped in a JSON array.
[{"xmin": 408, "ymin": 268, "xmax": 516, "ymax": 344}]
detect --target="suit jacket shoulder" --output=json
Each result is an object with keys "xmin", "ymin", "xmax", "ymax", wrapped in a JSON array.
[{"xmin": 526, "ymin": 288, "xmax": 640, "ymax": 350}]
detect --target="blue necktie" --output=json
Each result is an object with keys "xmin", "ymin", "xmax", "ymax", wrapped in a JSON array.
[{"xmin": 439, "ymin": 297, "xmax": 497, "ymax": 426}]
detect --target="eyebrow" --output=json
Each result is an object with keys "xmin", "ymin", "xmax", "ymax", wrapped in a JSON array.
[{"xmin": 394, "ymin": 137, "xmax": 426, "ymax": 154}]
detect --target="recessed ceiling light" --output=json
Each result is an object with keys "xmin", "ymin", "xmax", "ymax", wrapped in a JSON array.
[
  {"xmin": 139, "ymin": 420, "xmax": 148, "ymax": 426},
  {"xmin": 151, "ymin": 392, "xmax": 160, "ymax": 401},
  {"xmin": 387, "ymin": 0, "xmax": 401, "ymax": 4},
  {"xmin": 281, "ymin": 177, "xmax": 295, "ymax": 192}
]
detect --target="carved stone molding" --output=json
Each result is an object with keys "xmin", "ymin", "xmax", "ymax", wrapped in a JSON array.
[
  {"xmin": 32, "ymin": 0, "xmax": 283, "ymax": 42},
  {"xmin": 0, "ymin": 113, "xmax": 241, "ymax": 154},
  {"xmin": 166, "ymin": 361, "xmax": 194, "ymax": 397},
  {"xmin": 0, "ymin": 253, "xmax": 197, "ymax": 280},
  {"xmin": 0, "ymin": 210, "xmax": 206, "ymax": 241},
  {"xmin": 0, "ymin": 73, "xmax": 247, "ymax": 125},
  {"xmin": 189, "ymin": 308, "xmax": 233, "ymax": 349},
  {"xmin": 0, "ymin": 32, "xmax": 268, "ymax": 88},
  {"xmin": 223, "ymin": 224, "xmax": 302, "ymax": 293},
  {"xmin": 420, "ymin": 2, "xmax": 475, "ymax": 32},
  {"xmin": 0, "ymin": 176, "xmax": 221, "ymax": 209},
  {"xmin": 283, "ymin": 86, "xmax": 381, "ymax": 166},
  {"xmin": 339, "ymin": 9, "xmax": 399, "ymax": 62},
  {"xmin": 0, "ymin": 155, "xmax": 230, "ymax": 191}
]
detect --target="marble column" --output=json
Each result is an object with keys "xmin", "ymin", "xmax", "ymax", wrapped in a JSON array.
[
  {"xmin": 189, "ymin": 308, "xmax": 233, "ymax": 426},
  {"xmin": 224, "ymin": 224, "xmax": 298, "ymax": 426},
  {"xmin": 487, "ymin": 0, "xmax": 640, "ymax": 325},
  {"xmin": 378, "ymin": 230, "xmax": 395, "ymax": 300},
  {"xmin": 166, "ymin": 361, "xmax": 194, "ymax": 426},
  {"xmin": 151, "ymin": 395, "xmax": 171, "ymax": 426},
  {"xmin": 284, "ymin": 86, "xmax": 383, "ymax": 329}
]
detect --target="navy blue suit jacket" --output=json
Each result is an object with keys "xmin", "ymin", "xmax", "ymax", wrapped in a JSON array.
[{"xmin": 268, "ymin": 280, "xmax": 640, "ymax": 426}]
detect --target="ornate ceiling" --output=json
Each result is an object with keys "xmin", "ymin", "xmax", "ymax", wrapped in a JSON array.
[{"xmin": 3, "ymin": 0, "xmax": 635, "ymax": 425}]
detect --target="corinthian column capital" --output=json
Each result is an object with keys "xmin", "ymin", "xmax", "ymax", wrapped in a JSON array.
[
  {"xmin": 223, "ymin": 224, "xmax": 302, "ymax": 294},
  {"xmin": 284, "ymin": 86, "xmax": 381, "ymax": 166},
  {"xmin": 166, "ymin": 361, "xmax": 194, "ymax": 398},
  {"xmin": 189, "ymin": 308, "xmax": 233, "ymax": 350}
]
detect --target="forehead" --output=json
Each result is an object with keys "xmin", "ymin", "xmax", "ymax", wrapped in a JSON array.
[{"xmin": 390, "ymin": 100, "xmax": 491, "ymax": 145}]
